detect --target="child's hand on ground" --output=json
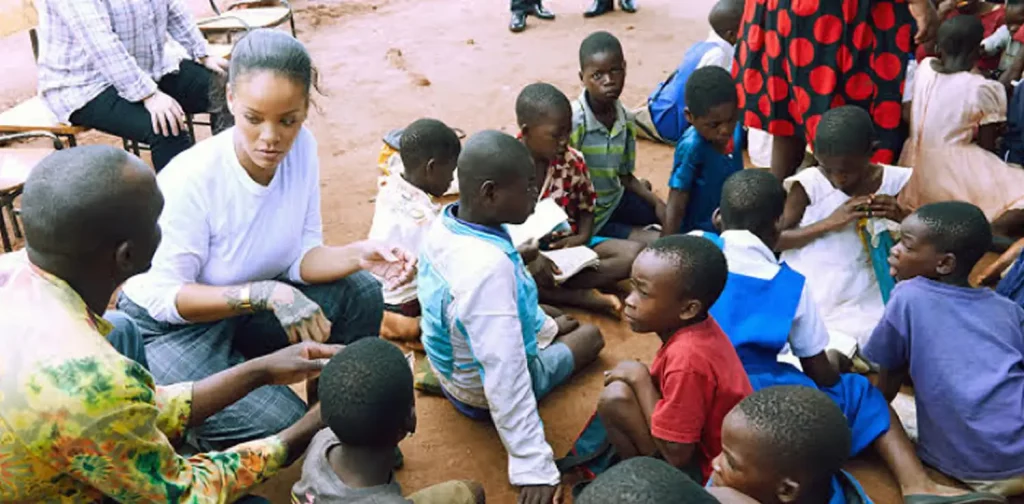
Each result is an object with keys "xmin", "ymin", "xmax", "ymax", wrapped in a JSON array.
[
  {"xmin": 548, "ymin": 233, "xmax": 589, "ymax": 249},
  {"xmin": 554, "ymin": 314, "xmax": 579, "ymax": 335},
  {"xmin": 359, "ymin": 241, "xmax": 417, "ymax": 289},
  {"xmin": 603, "ymin": 360, "xmax": 649, "ymax": 387},
  {"xmin": 249, "ymin": 341, "xmax": 343, "ymax": 385},
  {"xmin": 529, "ymin": 254, "xmax": 562, "ymax": 288},
  {"xmin": 518, "ymin": 239, "xmax": 541, "ymax": 263},
  {"xmin": 252, "ymin": 281, "xmax": 333, "ymax": 343},
  {"xmin": 868, "ymin": 194, "xmax": 909, "ymax": 222},
  {"xmin": 518, "ymin": 484, "xmax": 561, "ymax": 504},
  {"xmin": 824, "ymin": 195, "xmax": 872, "ymax": 231}
]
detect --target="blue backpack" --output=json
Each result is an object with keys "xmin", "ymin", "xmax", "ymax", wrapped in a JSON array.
[{"xmin": 647, "ymin": 41, "xmax": 720, "ymax": 143}]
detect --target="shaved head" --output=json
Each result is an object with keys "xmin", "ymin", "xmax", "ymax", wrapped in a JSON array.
[
  {"xmin": 22, "ymin": 145, "xmax": 162, "ymax": 257},
  {"xmin": 457, "ymin": 130, "xmax": 533, "ymax": 201}
]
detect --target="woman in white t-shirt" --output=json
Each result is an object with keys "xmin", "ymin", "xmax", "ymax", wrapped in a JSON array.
[{"xmin": 117, "ymin": 30, "xmax": 414, "ymax": 450}]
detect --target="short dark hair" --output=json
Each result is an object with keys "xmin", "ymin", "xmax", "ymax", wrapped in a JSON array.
[
  {"xmin": 645, "ymin": 234, "xmax": 728, "ymax": 309},
  {"xmin": 814, "ymin": 106, "xmax": 876, "ymax": 157},
  {"xmin": 579, "ymin": 31, "xmax": 624, "ymax": 69},
  {"xmin": 936, "ymin": 14, "xmax": 984, "ymax": 57},
  {"xmin": 21, "ymin": 145, "xmax": 158, "ymax": 254},
  {"xmin": 399, "ymin": 118, "xmax": 461, "ymax": 172},
  {"xmin": 736, "ymin": 386, "xmax": 851, "ymax": 481},
  {"xmin": 516, "ymin": 82, "xmax": 572, "ymax": 128},
  {"xmin": 457, "ymin": 130, "xmax": 533, "ymax": 200},
  {"xmin": 720, "ymin": 169, "xmax": 785, "ymax": 233},
  {"xmin": 685, "ymin": 66, "xmax": 738, "ymax": 117},
  {"xmin": 577, "ymin": 457, "xmax": 717, "ymax": 504},
  {"xmin": 319, "ymin": 338, "xmax": 414, "ymax": 448},
  {"xmin": 228, "ymin": 29, "xmax": 319, "ymax": 95},
  {"xmin": 709, "ymin": 0, "xmax": 744, "ymax": 38},
  {"xmin": 913, "ymin": 201, "xmax": 992, "ymax": 275}
]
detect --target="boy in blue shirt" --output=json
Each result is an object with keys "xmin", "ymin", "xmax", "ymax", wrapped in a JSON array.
[
  {"xmin": 867, "ymin": 202, "xmax": 1024, "ymax": 497},
  {"xmin": 662, "ymin": 66, "xmax": 742, "ymax": 236}
]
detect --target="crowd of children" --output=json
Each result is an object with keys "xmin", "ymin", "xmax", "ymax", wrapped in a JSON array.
[{"xmin": 301, "ymin": 1, "xmax": 1024, "ymax": 502}]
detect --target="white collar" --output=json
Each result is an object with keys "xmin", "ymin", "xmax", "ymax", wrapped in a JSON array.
[{"xmin": 721, "ymin": 229, "xmax": 778, "ymax": 265}]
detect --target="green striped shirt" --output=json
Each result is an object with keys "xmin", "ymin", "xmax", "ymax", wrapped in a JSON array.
[{"xmin": 570, "ymin": 91, "xmax": 637, "ymax": 232}]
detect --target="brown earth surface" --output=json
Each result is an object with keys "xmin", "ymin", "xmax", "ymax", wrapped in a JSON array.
[{"xmin": 0, "ymin": 0, "xmax": 992, "ymax": 502}]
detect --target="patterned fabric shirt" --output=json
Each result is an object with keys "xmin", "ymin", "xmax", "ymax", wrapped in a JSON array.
[
  {"xmin": 0, "ymin": 251, "xmax": 287, "ymax": 503},
  {"xmin": 570, "ymin": 91, "xmax": 637, "ymax": 232},
  {"xmin": 36, "ymin": 0, "xmax": 209, "ymax": 122},
  {"xmin": 540, "ymin": 146, "xmax": 597, "ymax": 235}
]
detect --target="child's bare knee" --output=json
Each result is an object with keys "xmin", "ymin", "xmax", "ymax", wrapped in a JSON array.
[
  {"xmin": 582, "ymin": 323, "xmax": 605, "ymax": 351},
  {"xmin": 598, "ymin": 380, "xmax": 635, "ymax": 416}
]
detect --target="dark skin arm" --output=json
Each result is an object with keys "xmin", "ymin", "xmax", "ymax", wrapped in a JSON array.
[
  {"xmin": 607, "ymin": 363, "xmax": 697, "ymax": 468},
  {"xmin": 977, "ymin": 123, "xmax": 1004, "ymax": 153},
  {"xmin": 662, "ymin": 189, "xmax": 690, "ymax": 238},
  {"xmin": 550, "ymin": 212, "xmax": 595, "ymax": 249},
  {"xmin": 776, "ymin": 184, "xmax": 871, "ymax": 251},
  {"xmin": 875, "ymin": 366, "xmax": 909, "ymax": 403},
  {"xmin": 1001, "ymin": 49, "xmax": 1024, "ymax": 88},
  {"xmin": 799, "ymin": 352, "xmax": 841, "ymax": 389},
  {"xmin": 622, "ymin": 174, "xmax": 668, "ymax": 224}
]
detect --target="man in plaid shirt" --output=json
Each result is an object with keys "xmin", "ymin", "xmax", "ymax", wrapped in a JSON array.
[{"xmin": 36, "ymin": 0, "xmax": 230, "ymax": 170}]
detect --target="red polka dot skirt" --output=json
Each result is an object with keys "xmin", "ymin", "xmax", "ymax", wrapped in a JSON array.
[{"xmin": 734, "ymin": 0, "xmax": 914, "ymax": 164}]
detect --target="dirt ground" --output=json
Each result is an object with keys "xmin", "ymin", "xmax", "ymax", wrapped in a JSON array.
[{"xmin": 0, "ymin": 0, "xmax": 970, "ymax": 502}]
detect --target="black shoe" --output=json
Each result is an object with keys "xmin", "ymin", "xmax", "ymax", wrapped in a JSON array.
[
  {"xmin": 584, "ymin": 0, "xmax": 613, "ymax": 17},
  {"xmin": 619, "ymin": 0, "xmax": 637, "ymax": 12},
  {"xmin": 509, "ymin": 11, "xmax": 527, "ymax": 32},
  {"xmin": 528, "ymin": 3, "xmax": 556, "ymax": 19}
]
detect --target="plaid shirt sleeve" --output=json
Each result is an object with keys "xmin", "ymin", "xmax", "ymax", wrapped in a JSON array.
[
  {"xmin": 167, "ymin": 0, "xmax": 209, "ymax": 59},
  {"xmin": 49, "ymin": 0, "xmax": 158, "ymax": 102}
]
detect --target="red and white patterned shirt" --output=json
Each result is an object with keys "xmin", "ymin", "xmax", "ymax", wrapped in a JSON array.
[{"xmin": 540, "ymin": 146, "xmax": 598, "ymax": 235}]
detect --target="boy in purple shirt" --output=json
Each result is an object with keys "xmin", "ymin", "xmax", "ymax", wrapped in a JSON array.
[{"xmin": 866, "ymin": 201, "xmax": 1024, "ymax": 497}]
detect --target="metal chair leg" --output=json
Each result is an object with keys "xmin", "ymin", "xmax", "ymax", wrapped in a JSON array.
[{"xmin": 0, "ymin": 204, "xmax": 12, "ymax": 252}]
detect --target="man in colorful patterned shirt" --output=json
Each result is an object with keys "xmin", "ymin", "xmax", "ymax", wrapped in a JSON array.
[{"xmin": 0, "ymin": 146, "xmax": 335, "ymax": 503}]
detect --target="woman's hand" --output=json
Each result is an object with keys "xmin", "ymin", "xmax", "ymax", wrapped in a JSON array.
[
  {"xmin": 910, "ymin": 0, "xmax": 940, "ymax": 45},
  {"xmin": 358, "ymin": 241, "xmax": 417, "ymax": 289},
  {"xmin": 143, "ymin": 90, "xmax": 187, "ymax": 137},
  {"xmin": 199, "ymin": 55, "xmax": 229, "ymax": 75},
  {"xmin": 249, "ymin": 341, "xmax": 343, "ymax": 385},
  {"xmin": 252, "ymin": 281, "xmax": 332, "ymax": 344}
]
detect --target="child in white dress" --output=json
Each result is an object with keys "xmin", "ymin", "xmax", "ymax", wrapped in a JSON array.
[{"xmin": 777, "ymin": 107, "xmax": 912, "ymax": 350}]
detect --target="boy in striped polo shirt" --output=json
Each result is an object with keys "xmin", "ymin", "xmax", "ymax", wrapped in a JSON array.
[{"xmin": 571, "ymin": 31, "xmax": 666, "ymax": 245}]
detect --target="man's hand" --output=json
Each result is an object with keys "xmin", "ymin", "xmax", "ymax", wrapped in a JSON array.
[
  {"xmin": 199, "ymin": 55, "xmax": 229, "ymax": 75},
  {"xmin": 604, "ymin": 360, "xmax": 649, "ymax": 387},
  {"xmin": 518, "ymin": 484, "xmax": 561, "ymax": 504},
  {"xmin": 252, "ymin": 281, "xmax": 332, "ymax": 343},
  {"xmin": 249, "ymin": 341, "xmax": 343, "ymax": 385},
  {"xmin": 143, "ymin": 90, "xmax": 187, "ymax": 137},
  {"xmin": 359, "ymin": 241, "xmax": 417, "ymax": 289}
]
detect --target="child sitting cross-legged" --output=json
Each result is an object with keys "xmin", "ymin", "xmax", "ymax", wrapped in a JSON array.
[
  {"xmin": 701, "ymin": 169, "xmax": 1001, "ymax": 504},
  {"xmin": 369, "ymin": 118, "xmax": 461, "ymax": 346},
  {"xmin": 419, "ymin": 130, "xmax": 605, "ymax": 503},
  {"xmin": 865, "ymin": 202, "xmax": 1024, "ymax": 498},
  {"xmin": 516, "ymin": 82, "xmax": 645, "ymax": 314},
  {"xmin": 291, "ymin": 338, "xmax": 485, "ymax": 504},
  {"xmin": 662, "ymin": 65, "xmax": 743, "ymax": 237},
  {"xmin": 576, "ymin": 456, "xmax": 756, "ymax": 504},
  {"xmin": 597, "ymin": 235, "xmax": 752, "ymax": 483},
  {"xmin": 572, "ymin": 31, "xmax": 666, "ymax": 245},
  {"xmin": 777, "ymin": 106, "xmax": 913, "ymax": 349},
  {"xmin": 709, "ymin": 385, "xmax": 868, "ymax": 504}
]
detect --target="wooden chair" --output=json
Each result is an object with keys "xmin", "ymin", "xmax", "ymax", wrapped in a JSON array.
[
  {"xmin": 0, "ymin": 131, "xmax": 64, "ymax": 252},
  {"xmin": 197, "ymin": 0, "xmax": 295, "ymax": 38},
  {"xmin": 0, "ymin": 0, "xmax": 89, "ymax": 148}
]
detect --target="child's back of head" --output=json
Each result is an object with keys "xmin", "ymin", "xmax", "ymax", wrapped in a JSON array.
[
  {"xmin": 719, "ymin": 169, "xmax": 786, "ymax": 245},
  {"xmin": 577, "ymin": 457, "xmax": 718, "ymax": 504},
  {"xmin": 889, "ymin": 201, "xmax": 992, "ymax": 284},
  {"xmin": 713, "ymin": 386, "xmax": 852, "ymax": 504},
  {"xmin": 456, "ymin": 130, "xmax": 537, "ymax": 226},
  {"xmin": 936, "ymin": 15, "xmax": 985, "ymax": 63},
  {"xmin": 708, "ymin": 0, "xmax": 744, "ymax": 44},
  {"xmin": 319, "ymin": 338, "xmax": 415, "ymax": 449},
  {"xmin": 684, "ymin": 66, "xmax": 740, "ymax": 150},
  {"xmin": 398, "ymin": 118, "xmax": 461, "ymax": 198}
]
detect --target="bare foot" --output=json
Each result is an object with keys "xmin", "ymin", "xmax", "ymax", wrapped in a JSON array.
[{"xmin": 901, "ymin": 481, "xmax": 970, "ymax": 498}]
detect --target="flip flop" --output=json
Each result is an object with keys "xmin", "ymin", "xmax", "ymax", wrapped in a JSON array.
[{"xmin": 904, "ymin": 492, "xmax": 1007, "ymax": 504}]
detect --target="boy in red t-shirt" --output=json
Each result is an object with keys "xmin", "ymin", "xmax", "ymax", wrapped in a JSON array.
[{"xmin": 597, "ymin": 234, "xmax": 752, "ymax": 483}]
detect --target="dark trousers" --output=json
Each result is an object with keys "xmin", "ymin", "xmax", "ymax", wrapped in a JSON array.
[
  {"xmin": 511, "ymin": 0, "xmax": 540, "ymax": 12},
  {"xmin": 69, "ymin": 60, "xmax": 215, "ymax": 171}
]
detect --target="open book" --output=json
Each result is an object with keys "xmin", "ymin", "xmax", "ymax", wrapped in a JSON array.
[
  {"xmin": 542, "ymin": 247, "xmax": 600, "ymax": 284},
  {"xmin": 506, "ymin": 199, "xmax": 572, "ymax": 247}
]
